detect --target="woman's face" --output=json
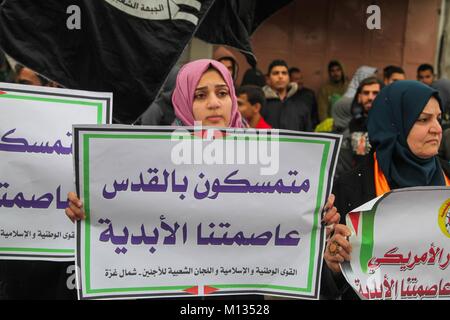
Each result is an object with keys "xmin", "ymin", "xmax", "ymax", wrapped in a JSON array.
[
  {"xmin": 407, "ymin": 97, "xmax": 442, "ymax": 159},
  {"xmin": 192, "ymin": 69, "xmax": 232, "ymax": 127}
]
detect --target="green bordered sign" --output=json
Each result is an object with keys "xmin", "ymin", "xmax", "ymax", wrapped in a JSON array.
[
  {"xmin": 342, "ymin": 187, "xmax": 450, "ymax": 300},
  {"xmin": 0, "ymin": 83, "xmax": 112, "ymax": 261},
  {"xmin": 74, "ymin": 126, "xmax": 340, "ymax": 299}
]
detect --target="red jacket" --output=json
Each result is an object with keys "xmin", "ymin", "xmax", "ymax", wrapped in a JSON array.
[{"xmin": 255, "ymin": 116, "xmax": 272, "ymax": 129}]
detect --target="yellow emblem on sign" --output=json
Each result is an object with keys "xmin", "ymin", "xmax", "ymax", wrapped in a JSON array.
[{"xmin": 438, "ymin": 198, "xmax": 450, "ymax": 238}]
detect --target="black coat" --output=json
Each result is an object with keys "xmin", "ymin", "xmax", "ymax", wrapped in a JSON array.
[
  {"xmin": 297, "ymin": 87, "xmax": 319, "ymax": 127},
  {"xmin": 321, "ymin": 153, "xmax": 450, "ymax": 299},
  {"xmin": 0, "ymin": 260, "xmax": 76, "ymax": 299},
  {"xmin": 262, "ymin": 88, "xmax": 313, "ymax": 132}
]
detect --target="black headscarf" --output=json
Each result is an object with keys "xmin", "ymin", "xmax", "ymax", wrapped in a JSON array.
[{"xmin": 368, "ymin": 80, "xmax": 445, "ymax": 188}]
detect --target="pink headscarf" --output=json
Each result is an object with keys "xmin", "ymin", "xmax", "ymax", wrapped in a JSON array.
[{"xmin": 172, "ymin": 59, "xmax": 243, "ymax": 128}]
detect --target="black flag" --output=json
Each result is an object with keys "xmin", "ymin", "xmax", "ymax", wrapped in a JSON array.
[
  {"xmin": 195, "ymin": 0, "xmax": 294, "ymax": 66},
  {"xmin": 0, "ymin": 0, "xmax": 215, "ymax": 123},
  {"xmin": 0, "ymin": 0, "xmax": 292, "ymax": 123}
]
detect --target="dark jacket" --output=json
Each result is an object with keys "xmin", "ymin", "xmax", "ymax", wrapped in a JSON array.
[
  {"xmin": 297, "ymin": 87, "xmax": 319, "ymax": 127},
  {"xmin": 321, "ymin": 153, "xmax": 378, "ymax": 299},
  {"xmin": 334, "ymin": 101, "xmax": 371, "ymax": 181},
  {"xmin": 321, "ymin": 153, "xmax": 450, "ymax": 299},
  {"xmin": 0, "ymin": 260, "xmax": 76, "ymax": 299},
  {"xmin": 333, "ymin": 117, "xmax": 369, "ymax": 182},
  {"xmin": 347, "ymin": 115, "xmax": 371, "ymax": 168},
  {"xmin": 261, "ymin": 84, "xmax": 313, "ymax": 132}
]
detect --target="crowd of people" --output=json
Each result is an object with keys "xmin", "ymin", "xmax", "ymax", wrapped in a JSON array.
[{"xmin": 1, "ymin": 46, "xmax": 449, "ymax": 300}]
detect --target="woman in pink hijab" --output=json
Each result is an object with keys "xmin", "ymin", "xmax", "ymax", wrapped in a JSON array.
[{"xmin": 171, "ymin": 59, "xmax": 244, "ymax": 128}]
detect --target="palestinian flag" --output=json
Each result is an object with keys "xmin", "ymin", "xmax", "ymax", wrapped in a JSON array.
[{"xmin": 344, "ymin": 195, "xmax": 385, "ymax": 274}]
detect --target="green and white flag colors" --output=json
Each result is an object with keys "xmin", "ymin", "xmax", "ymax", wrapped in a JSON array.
[
  {"xmin": 341, "ymin": 187, "xmax": 450, "ymax": 300},
  {"xmin": 0, "ymin": 82, "xmax": 112, "ymax": 261},
  {"xmin": 73, "ymin": 125, "xmax": 341, "ymax": 299}
]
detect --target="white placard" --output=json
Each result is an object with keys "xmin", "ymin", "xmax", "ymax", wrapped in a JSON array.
[
  {"xmin": 74, "ymin": 125, "xmax": 341, "ymax": 299},
  {"xmin": 0, "ymin": 82, "xmax": 112, "ymax": 260}
]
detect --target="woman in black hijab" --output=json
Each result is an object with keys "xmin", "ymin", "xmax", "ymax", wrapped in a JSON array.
[{"xmin": 321, "ymin": 80, "xmax": 450, "ymax": 299}]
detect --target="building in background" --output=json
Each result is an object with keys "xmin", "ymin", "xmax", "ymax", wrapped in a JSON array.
[{"xmin": 188, "ymin": 0, "xmax": 448, "ymax": 92}]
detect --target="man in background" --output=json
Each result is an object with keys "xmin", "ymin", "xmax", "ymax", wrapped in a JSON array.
[
  {"xmin": 383, "ymin": 65, "xmax": 405, "ymax": 85},
  {"xmin": 317, "ymin": 60, "xmax": 349, "ymax": 122},
  {"xmin": 15, "ymin": 64, "xmax": 48, "ymax": 86},
  {"xmin": 213, "ymin": 46, "xmax": 239, "ymax": 84},
  {"xmin": 261, "ymin": 59, "xmax": 313, "ymax": 132},
  {"xmin": 237, "ymin": 85, "xmax": 271, "ymax": 129},
  {"xmin": 289, "ymin": 67, "xmax": 319, "ymax": 127},
  {"xmin": 417, "ymin": 63, "xmax": 435, "ymax": 86}
]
